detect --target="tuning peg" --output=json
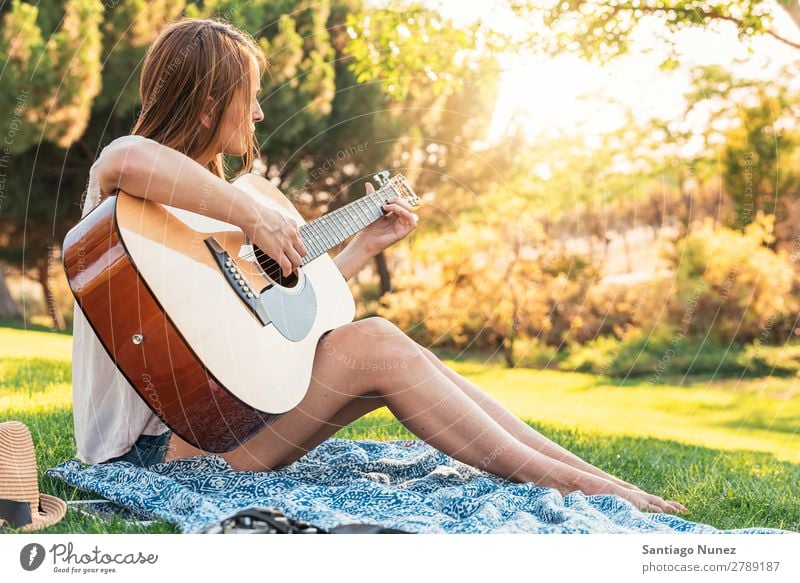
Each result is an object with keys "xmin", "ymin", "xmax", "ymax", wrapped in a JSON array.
[{"xmin": 373, "ymin": 170, "xmax": 390, "ymax": 187}]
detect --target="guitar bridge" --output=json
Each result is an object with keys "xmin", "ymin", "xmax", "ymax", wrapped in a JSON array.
[
  {"xmin": 204, "ymin": 236, "xmax": 272, "ymax": 327},
  {"xmin": 204, "ymin": 236, "xmax": 318, "ymax": 341}
]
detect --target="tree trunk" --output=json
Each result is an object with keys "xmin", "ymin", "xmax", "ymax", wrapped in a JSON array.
[
  {"xmin": 374, "ymin": 251, "xmax": 392, "ymax": 297},
  {"xmin": 502, "ymin": 336, "xmax": 515, "ymax": 368},
  {"xmin": 0, "ymin": 266, "xmax": 21, "ymax": 322},
  {"xmin": 36, "ymin": 248, "xmax": 65, "ymax": 330}
]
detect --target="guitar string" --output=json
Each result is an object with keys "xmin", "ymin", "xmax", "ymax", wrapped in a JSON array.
[{"xmin": 237, "ymin": 179, "xmax": 418, "ymax": 273}]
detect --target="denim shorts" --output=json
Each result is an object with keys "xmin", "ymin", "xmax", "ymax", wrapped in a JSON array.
[{"xmin": 104, "ymin": 430, "xmax": 172, "ymax": 468}]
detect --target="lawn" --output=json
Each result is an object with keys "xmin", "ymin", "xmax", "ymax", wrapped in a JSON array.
[{"xmin": 1, "ymin": 324, "xmax": 798, "ymax": 534}]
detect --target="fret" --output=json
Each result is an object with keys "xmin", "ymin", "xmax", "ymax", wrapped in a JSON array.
[
  {"xmin": 347, "ymin": 202, "xmax": 369, "ymax": 231},
  {"xmin": 344, "ymin": 206, "xmax": 364, "ymax": 231},
  {"xmin": 371, "ymin": 202, "xmax": 382, "ymax": 220},
  {"xmin": 382, "ymin": 185, "xmax": 399, "ymax": 205},
  {"xmin": 354, "ymin": 199, "xmax": 368, "ymax": 225},
  {"xmin": 300, "ymin": 178, "xmax": 415, "ymax": 264},
  {"xmin": 327, "ymin": 211, "xmax": 348, "ymax": 242},
  {"xmin": 324, "ymin": 214, "xmax": 345, "ymax": 245},
  {"xmin": 298, "ymin": 225, "xmax": 312, "ymax": 255},
  {"xmin": 331, "ymin": 213, "xmax": 349, "ymax": 243},
  {"xmin": 318, "ymin": 217, "xmax": 337, "ymax": 249},
  {"xmin": 317, "ymin": 216, "xmax": 337, "ymax": 251},
  {"xmin": 360, "ymin": 197, "xmax": 380, "ymax": 222},
  {"xmin": 319, "ymin": 211, "xmax": 342, "ymax": 246},
  {"xmin": 305, "ymin": 221, "xmax": 323, "ymax": 254},
  {"xmin": 310, "ymin": 223, "xmax": 329, "ymax": 255},
  {"xmin": 310, "ymin": 226, "xmax": 326, "ymax": 258},
  {"xmin": 299, "ymin": 237, "xmax": 312, "ymax": 265},
  {"xmin": 307, "ymin": 222, "xmax": 322, "ymax": 253},
  {"xmin": 300, "ymin": 226, "xmax": 321, "ymax": 259},
  {"xmin": 304, "ymin": 224, "xmax": 322, "ymax": 263},
  {"xmin": 296, "ymin": 175, "xmax": 417, "ymax": 267},
  {"xmin": 367, "ymin": 193, "xmax": 385, "ymax": 215},
  {"xmin": 334, "ymin": 207, "xmax": 352, "ymax": 233}
]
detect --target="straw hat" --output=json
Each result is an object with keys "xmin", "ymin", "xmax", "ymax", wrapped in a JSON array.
[{"xmin": 0, "ymin": 421, "xmax": 66, "ymax": 531}]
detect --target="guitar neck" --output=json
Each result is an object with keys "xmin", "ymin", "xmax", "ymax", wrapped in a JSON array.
[{"xmin": 298, "ymin": 179, "xmax": 412, "ymax": 265}]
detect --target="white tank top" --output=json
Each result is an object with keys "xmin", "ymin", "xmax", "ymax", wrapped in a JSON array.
[{"xmin": 72, "ymin": 135, "xmax": 168, "ymax": 464}]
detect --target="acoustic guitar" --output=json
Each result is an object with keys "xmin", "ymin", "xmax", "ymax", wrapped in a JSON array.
[{"xmin": 63, "ymin": 171, "xmax": 420, "ymax": 452}]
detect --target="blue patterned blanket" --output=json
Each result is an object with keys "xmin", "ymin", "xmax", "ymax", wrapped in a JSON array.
[{"xmin": 47, "ymin": 438, "xmax": 790, "ymax": 534}]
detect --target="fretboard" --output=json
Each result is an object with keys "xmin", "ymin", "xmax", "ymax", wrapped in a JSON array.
[{"xmin": 298, "ymin": 189, "xmax": 397, "ymax": 265}]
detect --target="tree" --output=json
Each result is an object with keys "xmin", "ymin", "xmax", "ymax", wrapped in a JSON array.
[
  {"xmin": 650, "ymin": 64, "xmax": 800, "ymax": 236},
  {"xmin": 720, "ymin": 84, "xmax": 800, "ymax": 235},
  {"xmin": 0, "ymin": 0, "xmax": 103, "ymax": 152},
  {"xmin": 508, "ymin": 0, "xmax": 800, "ymax": 67},
  {"xmin": 0, "ymin": 0, "xmax": 104, "ymax": 328},
  {"xmin": 0, "ymin": 0, "xmax": 503, "ymax": 326}
]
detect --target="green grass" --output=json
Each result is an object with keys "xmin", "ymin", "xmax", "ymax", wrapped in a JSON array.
[{"xmin": 1, "ymin": 326, "xmax": 798, "ymax": 533}]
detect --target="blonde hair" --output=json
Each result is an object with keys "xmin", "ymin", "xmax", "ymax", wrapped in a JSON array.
[{"xmin": 131, "ymin": 18, "xmax": 266, "ymax": 178}]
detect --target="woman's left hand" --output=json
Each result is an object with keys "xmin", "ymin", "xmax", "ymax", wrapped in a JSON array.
[{"xmin": 356, "ymin": 182, "xmax": 418, "ymax": 255}]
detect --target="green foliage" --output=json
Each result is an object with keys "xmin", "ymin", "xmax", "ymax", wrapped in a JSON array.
[
  {"xmin": 186, "ymin": 0, "xmax": 337, "ymax": 163},
  {"xmin": 560, "ymin": 335, "xmax": 622, "ymax": 374},
  {"xmin": 0, "ymin": 0, "xmax": 103, "ymax": 152},
  {"xmin": 344, "ymin": 2, "xmax": 473, "ymax": 101},
  {"xmin": 378, "ymin": 201, "xmax": 605, "ymax": 365},
  {"xmin": 511, "ymin": 1, "xmax": 798, "ymax": 66},
  {"xmin": 738, "ymin": 341, "xmax": 800, "ymax": 376},
  {"xmin": 510, "ymin": 336, "xmax": 562, "ymax": 368},
  {"xmin": 562, "ymin": 326, "xmax": 800, "ymax": 378},
  {"xmin": 0, "ymin": 0, "xmax": 503, "ymax": 328},
  {"xmin": 667, "ymin": 214, "xmax": 800, "ymax": 344},
  {"xmin": 563, "ymin": 327, "xmax": 744, "ymax": 377},
  {"xmin": 95, "ymin": 0, "xmax": 186, "ymax": 116},
  {"xmin": 722, "ymin": 91, "xmax": 800, "ymax": 228}
]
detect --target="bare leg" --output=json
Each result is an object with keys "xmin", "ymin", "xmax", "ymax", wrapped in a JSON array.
[
  {"xmin": 163, "ymin": 394, "xmax": 386, "ymax": 466},
  {"xmin": 260, "ymin": 340, "xmax": 685, "ymax": 514},
  {"xmin": 412, "ymin": 343, "xmax": 687, "ymax": 514},
  {"xmin": 165, "ymin": 318, "xmax": 680, "ymax": 512},
  {"xmin": 270, "ymin": 393, "xmax": 388, "ymax": 467}
]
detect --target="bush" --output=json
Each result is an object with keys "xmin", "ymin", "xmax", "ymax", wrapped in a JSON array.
[
  {"xmin": 565, "ymin": 278, "xmax": 672, "ymax": 345},
  {"xmin": 737, "ymin": 342, "xmax": 800, "ymax": 377},
  {"xmin": 666, "ymin": 214, "xmax": 800, "ymax": 344},
  {"xmin": 377, "ymin": 204, "xmax": 604, "ymax": 365},
  {"xmin": 510, "ymin": 336, "xmax": 562, "ymax": 369},
  {"xmin": 560, "ymin": 335, "xmax": 621, "ymax": 374},
  {"xmin": 561, "ymin": 327, "xmax": 748, "ymax": 378}
]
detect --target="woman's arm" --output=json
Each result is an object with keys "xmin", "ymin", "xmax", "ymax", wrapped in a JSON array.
[
  {"xmin": 331, "ymin": 182, "xmax": 419, "ymax": 281},
  {"xmin": 333, "ymin": 233, "xmax": 375, "ymax": 281},
  {"xmin": 96, "ymin": 141, "xmax": 307, "ymax": 277}
]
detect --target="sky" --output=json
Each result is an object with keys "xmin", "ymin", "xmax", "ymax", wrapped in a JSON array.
[{"xmin": 423, "ymin": 0, "xmax": 800, "ymax": 143}]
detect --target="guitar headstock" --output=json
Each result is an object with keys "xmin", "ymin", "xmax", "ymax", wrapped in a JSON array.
[{"xmin": 373, "ymin": 170, "xmax": 421, "ymax": 210}]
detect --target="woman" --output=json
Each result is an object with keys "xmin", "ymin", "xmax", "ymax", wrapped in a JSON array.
[{"xmin": 74, "ymin": 17, "xmax": 686, "ymax": 515}]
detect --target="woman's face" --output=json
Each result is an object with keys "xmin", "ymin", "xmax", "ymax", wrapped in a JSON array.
[{"xmin": 216, "ymin": 56, "xmax": 264, "ymax": 157}]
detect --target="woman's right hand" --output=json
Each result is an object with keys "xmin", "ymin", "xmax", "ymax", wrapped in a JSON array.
[{"xmin": 246, "ymin": 204, "xmax": 308, "ymax": 277}]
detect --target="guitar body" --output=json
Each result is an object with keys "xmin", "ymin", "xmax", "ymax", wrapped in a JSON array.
[{"xmin": 63, "ymin": 174, "xmax": 355, "ymax": 453}]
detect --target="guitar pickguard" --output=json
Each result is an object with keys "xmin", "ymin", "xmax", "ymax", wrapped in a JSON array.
[
  {"xmin": 204, "ymin": 235, "xmax": 317, "ymax": 341},
  {"xmin": 260, "ymin": 276, "xmax": 317, "ymax": 342}
]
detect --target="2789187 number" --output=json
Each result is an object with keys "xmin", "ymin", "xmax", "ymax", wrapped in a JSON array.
[{"xmin": 729, "ymin": 561, "xmax": 780, "ymax": 572}]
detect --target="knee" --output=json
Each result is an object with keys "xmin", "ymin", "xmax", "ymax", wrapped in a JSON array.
[
  {"xmin": 353, "ymin": 316, "xmax": 403, "ymax": 339},
  {"xmin": 326, "ymin": 317, "xmax": 422, "ymax": 366}
]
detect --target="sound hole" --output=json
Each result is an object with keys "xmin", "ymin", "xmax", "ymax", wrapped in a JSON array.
[{"xmin": 254, "ymin": 244, "xmax": 299, "ymax": 288}]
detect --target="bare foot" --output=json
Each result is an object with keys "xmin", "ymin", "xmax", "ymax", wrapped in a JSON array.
[
  {"xmin": 579, "ymin": 475, "xmax": 688, "ymax": 515},
  {"xmin": 603, "ymin": 475, "xmax": 687, "ymax": 515}
]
